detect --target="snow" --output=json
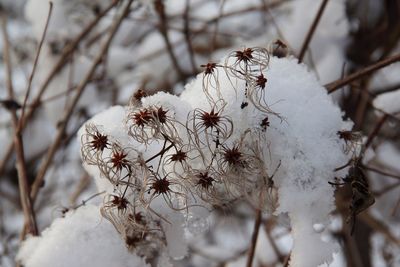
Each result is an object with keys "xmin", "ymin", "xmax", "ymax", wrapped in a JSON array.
[{"xmin": 17, "ymin": 205, "xmax": 149, "ymax": 267}]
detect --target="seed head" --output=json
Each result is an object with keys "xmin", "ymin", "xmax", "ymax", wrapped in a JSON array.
[
  {"xmin": 152, "ymin": 107, "xmax": 168, "ymax": 124},
  {"xmin": 201, "ymin": 109, "xmax": 220, "ymax": 129},
  {"xmin": 223, "ymin": 145, "xmax": 243, "ymax": 166},
  {"xmin": 196, "ymin": 172, "xmax": 214, "ymax": 189},
  {"xmin": 235, "ymin": 48, "xmax": 253, "ymax": 63},
  {"xmin": 111, "ymin": 195, "xmax": 129, "ymax": 211},
  {"xmin": 201, "ymin": 62, "xmax": 217, "ymax": 75},
  {"xmin": 90, "ymin": 132, "xmax": 109, "ymax": 151},
  {"xmin": 256, "ymin": 74, "xmax": 267, "ymax": 89},
  {"xmin": 133, "ymin": 109, "xmax": 152, "ymax": 127},
  {"xmin": 150, "ymin": 176, "xmax": 171, "ymax": 195},
  {"xmin": 260, "ymin": 116, "xmax": 270, "ymax": 130},
  {"xmin": 111, "ymin": 151, "xmax": 129, "ymax": 171},
  {"xmin": 170, "ymin": 150, "xmax": 187, "ymax": 163},
  {"xmin": 134, "ymin": 89, "xmax": 147, "ymax": 102}
]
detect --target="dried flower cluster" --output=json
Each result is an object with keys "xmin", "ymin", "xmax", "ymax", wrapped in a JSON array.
[
  {"xmin": 82, "ymin": 48, "xmax": 366, "ymax": 266},
  {"xmin": 80, "ymin": 47, "xmax": 282, "ymax": 251}
]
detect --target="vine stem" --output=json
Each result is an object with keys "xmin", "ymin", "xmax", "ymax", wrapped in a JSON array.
[
  {"xmin": 298, "ymin": 0, "xmax": 329, "ymax": 63},
  {"xmin": 326, "ymin": 53, "xmax": 400, "ymax": 93},
  {"xmin": 246, "ymin": 208, "xmax": 262, "ymax": 267}
]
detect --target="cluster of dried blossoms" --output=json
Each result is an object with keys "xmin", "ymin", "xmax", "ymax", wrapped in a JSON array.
[{"xmin": 80, "ymin": 47, "xmax": 281, "ymax": 253}]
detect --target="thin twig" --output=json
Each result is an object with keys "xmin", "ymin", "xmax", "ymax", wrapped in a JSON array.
[
  {"xmin": 353, "ymin": 80, "xmax": 369, "ymax": 129},
  {"xmin": 246, "ymin": 209, "xmax": 262, "ymax": 267},
  {"xmin": 364, "ymin": 114, "xmax": 388, "ymax": 149},
  {"xmin": 183, "ymin": 0, "xmax": 197, "ymax": 73},
  {"xmin": 210, "ymin": 0, "xmax": 226, "ymax": 57},
  {"xmin": 69, "ymin": 174, "xmax": 91, "ymax": 205},
  {"xmin": 1, "ymin": 15, "xmax": 39, "ymax": 236},
  {"xmin": 359, "ymin": 212, "xmax": 400, "ymax": 246},
  {"xmin": 154, "ymin": 0, "xmax": 185, "ymax": 79},
  {"xmin": 363, "ymin": 165, "xmax": 400, "ymax": 180},
  {"xmin": 263, "ymin": 220, "xmax": 285, "ymax": 263},
  {"xmin": 372, "ymin": 82, "xmax": 400, "ymax": 96},
  {"xmin": 18, "ymin": 2, "xmax": 53, "ymax": 131},
  {"xmin": 0, "ymin": 0, "xmax": 118, "ymax": 179},
  {"xmin": 298, "ymin": 0, "xmax": 329, "ymax": 63},
  {"xmin": 30, "ymin": 0, "xmax": 135, "ymax": 202},
  {"xmin": 373, "ymin": 181, "xmax": 400, "ymax": 197},
  {"xmin": 326, "ymin": 53, "xmax": 400, "ymax": 93},
  {"xmin": 392, "ymin": 196, "xmax": 400, "ymax": 216}
]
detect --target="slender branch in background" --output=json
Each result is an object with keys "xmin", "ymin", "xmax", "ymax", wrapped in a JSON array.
[
  {"xmin": 246, "ymin": 208, "xmax": 262, "ymax": 267},
  {"xmin": 373, "ymin": 181, "xmax": 400, "ymax": 197},
  {"xmin": 0, "ymin": 0, "xmax": 119, "ymax": 179},
  {"xmin": 363, "ymin": 165, "xmax": 400, "ymax": 180},
  {"xmin": 372, "ymin": 82, "xmax": 400, "ymax": 96},
  {"xmin": 263, "ymin": 220, "xmax": 285, "ymax": 263},
  {"xmin": 30, "ymin": 0, "xmax": 135, "ymax": 203},
  {"xmin": 298, "ymin": 0, "xmax": 329, "ymax": 63},
  {"xmin": 154, "ymin": 0, "xmax": 185, "ymax": 79},
  {"xmin": 210, "ymin": 0, "xmax": 226, "ymax": 57},
  {"xmin": 364, "ymin": 114, "xmax": 388, "ymax": 149},
  {"xmin": 183, "ymin": 0, "xmax": 197, "ymax": 73},
  {"xmin": 392, "ymin": 196, "xmax": 400, "ymax": 216},
  {"xmin": 353, "ymin": 80, "xmax": 370, "ymax": 129},
  {"xmin": 339, "ymin": 228, "xmax": 364, "ymax": 267},
  {"xmin": 18, "ymin": 2, "xmax": 53, "ymax": 131},
  {"xmin": 326, "ymin": 53, "xmax": 400, "ymax": 93},
  {"xmin": 359, "ymin": 213, "xmax": 400, "ymax": 246},
  {"xmin": 1, "ymin": 14, "xmax": 42, "ymax": 236}
]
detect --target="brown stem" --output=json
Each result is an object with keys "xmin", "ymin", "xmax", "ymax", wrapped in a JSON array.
[
  {"xmin": 359, "ymin": 212, "xmax": 400, "ymax": 246},
  {"xmin": 18, "ymin": 2, "xmax": 53, "ymax": 130},
  {"xmin": 364, "ymin": 114, "xmax": 388, "ymax": 149},
  {"xmin": 392, "ymin": 196, "xmax": 400, "ymax": 216},
  {"xmin": 373, "ymin": 181, "xmax": 400, "ymax": 197},
  {"xmin": 30, "ymin": 0, "xmax": 135, "ymax": 202},
  {"xmin": 263, "ymin": 220, "xmax": 285, "ymax": 263},
  {"xmin": 183, "ymin": 0, "xmax": 197, "ymax": 73},
  {"xmin": 246, "ymin": 209, "xmax": 262, "ymax": 267},
  {"xmin": 1, "ymin": 15, "xmax": 40, "ymax": 236},
  {"xmin": 363, "ymin": 165, "xmax": 400, "ymax": 180},
  {"xmin": 326, "ymin": 53, "xmax": 400, "ymax": 93},
  {"xmin": 154, "ymin": 0, "xmax": 185, "ymax": 79},
  {"xmin": 210, "ymin": 0, "xmax": 226, "ymax": 56},
  {"xmin": 298, "ymin": 0, "xmax": 329, "ymax": 63}
]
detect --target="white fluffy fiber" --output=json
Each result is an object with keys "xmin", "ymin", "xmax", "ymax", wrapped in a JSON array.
[{"xmin": 17, "ymin": 205, "xmax": 149, "ymax": 267}]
